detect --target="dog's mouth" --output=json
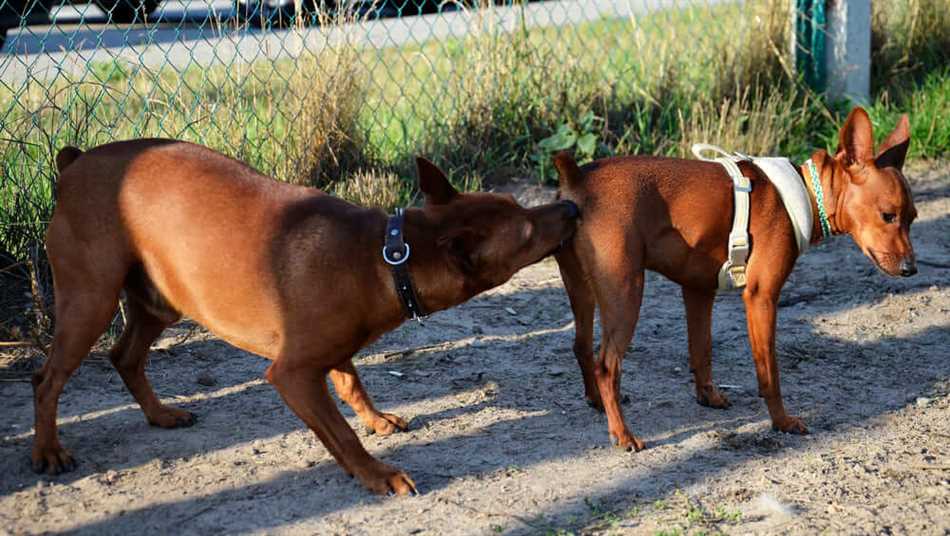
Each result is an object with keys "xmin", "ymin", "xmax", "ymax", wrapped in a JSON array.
[{"xmin": 865, "ymin": 249, "xmax": 900, "ymax": 277}]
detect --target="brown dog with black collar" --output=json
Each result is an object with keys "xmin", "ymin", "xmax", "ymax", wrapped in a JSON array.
[
  {"xmin": 554, "ymin": 107, "xmax": 917, "ymax": 450},
  {"xmin": 32, "ymin": 139, "xmax": 579, "ymax": 495}
]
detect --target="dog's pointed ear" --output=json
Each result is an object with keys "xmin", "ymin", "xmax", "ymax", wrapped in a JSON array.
[
  {"xmin": 417, "ymin": 156, "xmax": 457, "ymax": 205},
  {"xmin": 437, "ymin": 226, "xmax": 483, "ymax": 274},
  {"xmin": 837, "ymin": 107, "xmax": 876, "ymax": 169},
  {"xmin": 874, "ymin": 114, "xmax": 910, "ymax": 170}
]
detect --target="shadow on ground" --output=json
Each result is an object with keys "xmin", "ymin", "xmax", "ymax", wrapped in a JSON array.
[{"xmin": 0, "ymin": 176, "xmax": 946, "ymax": 534}]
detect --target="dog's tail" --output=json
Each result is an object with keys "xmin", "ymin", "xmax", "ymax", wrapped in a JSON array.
[
  {"xmin": 55, "ymin": 146, "xmax": 83, "ymax": 173},
  {"xmin": 552, "ymin": 150, "xmax": 584, "ymax": 199},
  {"xmin": 552, "ymin": 151, "xmax": 582, "ymax": 189}
]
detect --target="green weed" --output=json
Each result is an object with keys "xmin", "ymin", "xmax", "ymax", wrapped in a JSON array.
[{"xmin": 1, "ymin": 0, "xmax": 948, "ymax": 341}]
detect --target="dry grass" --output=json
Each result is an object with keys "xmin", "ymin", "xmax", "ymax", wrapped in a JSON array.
[
  {"xmin": 432, "ymin": 4, "xmax": 604, "ymax": 172},
  {"xmin": 424, "ymin": 0, "xmax": 805, "ymax": 179},
  {"xmin": 711, "ymin": 0, "xmax": 794, "ymax": 111},
  {"xmin": 676, "ymin": 88, "xmax": 812, "ymax": 158},
  {"xmin": 331, "ymin": 169, "xmax": 402, "ymax": 208},
  {"xmin": 872, "ymin": 0, "xmax": 950, "ymax": 91},
  {"xmin": 280, "ymin": 47, "xmax": 372, "ymax": 188},
  {"xmin": 0, "ymin": 22, "xmax": 372, "ymax": 344},
  {"xmin": 2, "ymin": 0, "xmax": 948, "ymax": 345}
]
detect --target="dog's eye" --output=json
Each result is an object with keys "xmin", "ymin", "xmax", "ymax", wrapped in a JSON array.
[{"xmin": 881, "ymin": 212, "xmax": 897, "ymax": 224}]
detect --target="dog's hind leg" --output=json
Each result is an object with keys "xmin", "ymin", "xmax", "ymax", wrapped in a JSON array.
[
  {"xmin": 109, "ymin": 277, "xmax": 193, "ymax": 429},
  {"xmin": 586, "ymin": 239, "xmax": 646, "ymax": 452},
  {"xmin": 329, "ymin": 359, "xmax": 407, "ymax": 436},
  {"xmin": 32, "ymin": 244, "xmax": 125, "ymax": 474},
  {"xmin": 682, "ymin": 287, "xmax": 730, "ymax": 409},
  {"xmin": 555, "ymin": 245, "xmax": 600, "ymax": 409}
]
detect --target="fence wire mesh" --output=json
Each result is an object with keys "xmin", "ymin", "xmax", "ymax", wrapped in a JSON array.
[{"xmin": 1, "ymin": 0, "xmax": 796, "ymax": 264}]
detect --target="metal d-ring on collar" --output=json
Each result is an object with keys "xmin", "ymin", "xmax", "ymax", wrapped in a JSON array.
[{"xmin": 383, "ymin": 208, "xmax": 427, "ymax": 322}]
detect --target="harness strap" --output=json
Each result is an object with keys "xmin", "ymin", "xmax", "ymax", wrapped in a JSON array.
[
  {"xmin": 691, "ymin": 144, "xmax": 752, "ymax": 291},
  {"xmin": 383, "ymin": 208, "xmax": 426, "ymax": 321}
]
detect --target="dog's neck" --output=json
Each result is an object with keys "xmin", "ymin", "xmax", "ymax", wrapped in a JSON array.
[
  {"xmin": 377, "ymin": 209, "xmax": 470, "ymax": 323},
  {"xmin": 801, "ymin": 150, "xmax": 848, "ymax": 244}
]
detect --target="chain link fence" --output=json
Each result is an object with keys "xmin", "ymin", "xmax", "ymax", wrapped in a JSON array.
[
  {"xmin": 1, "ymin": 0, "xmax": 792, "ymax": 238},
  {"xmin": 0, "ymin": 0, "xmax": 865, "ymax": 343},
  {"xmin": 1, "ymin": 0, "xmax": 944, "ymax": 344}
]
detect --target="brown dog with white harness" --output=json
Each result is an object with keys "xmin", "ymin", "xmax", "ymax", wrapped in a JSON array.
[
  {"xmin": 32, "ymin": 139, "xmax": 579, "ymax": 494},
  {"xmin": 554, "ymin": 107, "xmax": 916, "ymax": 450}
]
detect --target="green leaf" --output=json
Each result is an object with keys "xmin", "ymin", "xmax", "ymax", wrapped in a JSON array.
[
  {"xmin": 579, "ymin": 110, "xmax": 597, "ymax": 132},
  {"xmin": 576, "ymin": 132, "xmax": 597, "ymax": 157},
  {"xmin": 538, "ymin": 124, "xmax": 578, "ymax": 151}
]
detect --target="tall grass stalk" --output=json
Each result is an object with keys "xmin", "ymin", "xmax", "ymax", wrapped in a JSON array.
[
  {"xmin": 872, "ymin": 0, "xmax": 950, "ymax": 93},
  {"xmin": 1, "ymin": 0, "xmax": 948, "ymax": 342},
  {"xmin": 0, "ymin": 17, "xmax": 371, "ymax": 341}
]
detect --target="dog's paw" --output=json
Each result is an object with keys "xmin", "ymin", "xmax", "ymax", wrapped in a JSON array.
[
  {"xmin": 358, "ymin": 463, "xmax": 418, "ymax": 496},
  {"xmin": 366, "ymin": 412, "xmax": 409, "ymax": 436},
  {"xmin": 771, "ymin": 415, "xmax": 808, "ymax": 435},
  {"xmin": 609, "ymin": 429, "xmax": 646, "ymax": 452},
  {"xmin": 31, "ymin": 445, "xmax": 76, "ymax": 475},
  {"xmin": 697, "ymin": 385, "xmax": 731, "ymax": 409},
  {"xmin": 147, "ymin": 406, "xmax": 197, "ymax": 429}
]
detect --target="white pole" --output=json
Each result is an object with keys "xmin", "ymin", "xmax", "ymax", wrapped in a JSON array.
[{"xmin": 824, "ymin": 0, "xmax": 871, "ymax": 103}]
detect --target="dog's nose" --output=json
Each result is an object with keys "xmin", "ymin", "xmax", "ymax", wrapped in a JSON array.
[
  {"xmin": 559, "ymin": 199, "xmax": 580, "ymax": 219},
  {"xmin": 899, "ymin": 257, "xmax": 917, "ymax": 277}
]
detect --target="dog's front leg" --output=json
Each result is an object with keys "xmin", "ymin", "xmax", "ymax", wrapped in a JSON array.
[
  {"xmin": 266, "ymin": 359, "xmax": 417, "ymax": 495},
  {"xmin": 742, "ymin": 284, "xmax": 808, "ymax": 434},
  {"xmin": 329, "ymin": 359, "xmax": 409, "ymax": 436},
  {"xmin": 682, "ymin": 287, "xmax": 730, "ymax": 409}
]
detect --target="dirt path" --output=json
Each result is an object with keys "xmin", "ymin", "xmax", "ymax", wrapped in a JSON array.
[{"xmin": 1, "ymin": 163, "xmax": 948, "ymax": 535}]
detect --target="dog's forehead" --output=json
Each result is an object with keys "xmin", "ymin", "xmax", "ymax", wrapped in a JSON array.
[
  {"xmin": 456, "ymin": 191, "xmax": 522, "ymax": 211},
  {"xmin": 864, "ymin": 167, "xmax": 916, "ymax": 216},
  {"xmin": 894, "ymin": 169, "xmax": 917, "ymax": 215},
  {"xmin": 878, "ymin": 167, "xmax": 914, "ymax": 203}
]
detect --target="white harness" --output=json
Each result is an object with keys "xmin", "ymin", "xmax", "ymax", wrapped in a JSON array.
[{"xmin": 691, "ymin": 144, "xmax": 814, "ymax": 291}]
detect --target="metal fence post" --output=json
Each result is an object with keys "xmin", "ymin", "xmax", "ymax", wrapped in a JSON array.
[
  {"xmin": 794, "ymin": 0, "xmax": 827, "ymax": 93},
  {"xmin": 824, "ymin": 0, "xmax": 871, "ymax": 103},
  {"xmin": 794, "ymin": 0, "xmax": 871, "ymax": 103}
]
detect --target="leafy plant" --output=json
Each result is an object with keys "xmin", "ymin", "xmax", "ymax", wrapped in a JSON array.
[{"xmin": 533, "ymin": 111, "xmax": 604, "ymax": 182}]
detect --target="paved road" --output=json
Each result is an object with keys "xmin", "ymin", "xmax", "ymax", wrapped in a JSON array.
[{"xmin": 0, "ymin": 0, "xmax": 716, "ymax": 82}]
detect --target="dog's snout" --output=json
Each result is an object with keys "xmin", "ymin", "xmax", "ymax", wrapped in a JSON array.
[
  {"xmin": 559, "ymin": 200, "xmax": 580, "ymax": 219},
  {"xmin": 899, "ymin": 257, "xmax": 917, "ymax": 277}
]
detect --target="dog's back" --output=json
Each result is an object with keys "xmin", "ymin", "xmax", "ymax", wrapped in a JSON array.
[
  {"xmin": 555, "ymin": 153, "xmax": 789, "ymax": 285},
  {"xmin": 46, "ymin": 139, "xmax": 345, "ymax": 356}
]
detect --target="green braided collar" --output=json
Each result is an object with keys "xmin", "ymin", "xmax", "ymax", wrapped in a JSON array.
[{"xmin": 806, "ymin": 158, "xmax": 832, "ymax": 239}]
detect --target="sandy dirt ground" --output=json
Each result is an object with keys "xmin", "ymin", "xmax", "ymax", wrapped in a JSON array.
[{"xmin": 1, "ymin": 162, "xmax": 948, "ymax": 535}]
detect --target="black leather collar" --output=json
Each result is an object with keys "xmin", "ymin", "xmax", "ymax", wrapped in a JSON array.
[{"xmin": 383, "ymin": 208, "xmax": 426, "ymax": 322}]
